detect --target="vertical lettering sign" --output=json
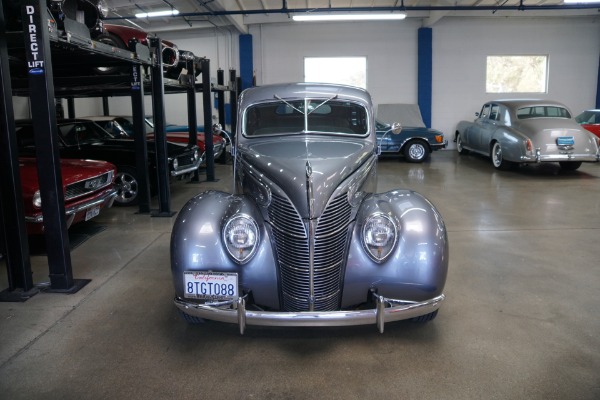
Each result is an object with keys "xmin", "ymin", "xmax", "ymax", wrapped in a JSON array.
[
  {"xmin": 131, "ymin": 65, "xmax": 141, "ymax": 90},
  {"xmin": 22, "ymin": 4, "xmax": 45, "ymax": 75}
]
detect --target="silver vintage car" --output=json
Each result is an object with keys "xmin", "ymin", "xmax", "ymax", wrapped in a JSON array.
[
  {"xmin": 455, "ymin": 100, "xmax": 600, "ymax": 170},
  {"xmin": 171, "ymin": 83, "xmax": 448, "ymax": 334}
]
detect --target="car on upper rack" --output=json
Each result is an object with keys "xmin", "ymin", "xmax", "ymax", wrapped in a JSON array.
[
  {"xmin": 454, "ymin": 99, "xmax": 600, "ymax": 171},
  {"xmin": 170, "ymin": 83, "xmax": 449, "ymax": 334},
  {"xmin": 376, "ymin": 119, "xmax": 447, "ymax": 162},
  {"xmin": 14, "ymin": 119, "xmax": 200, "ymax": 206},
  {"xmin": 574, "ymin": 109, "xmax": 600, "ymax": 139},
  {"xmin": 84, "ymin": 115, "xmax": 227, "ymax": 164},
  {"xmin": 19, "ymin": 157, "xmax": 117, "ymax": 235}
]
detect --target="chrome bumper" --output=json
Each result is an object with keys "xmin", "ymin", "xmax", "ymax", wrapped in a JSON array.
[
  {"xmin": 25, "ymin": 189, "xmax": 117, "ymax": 224},
  {"xmin": 175, "ymin": 292, "xmax": 445, "ymax": 335},
  {"xmin": 524, "ymin": 148, "xmax": 600, "ymax": 163},
  {"xmin": 170, "ymin": 157, "xmax": 201, "ymax": 177}
]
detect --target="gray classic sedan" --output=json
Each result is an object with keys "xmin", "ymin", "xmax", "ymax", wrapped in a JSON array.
[
  {"xmin": 171, "ymin": 83, "xmax": 449, "ymax": 334},
  {"xmin": 455, "ymin": 100, "xmax": 600, "ymax": 170}
]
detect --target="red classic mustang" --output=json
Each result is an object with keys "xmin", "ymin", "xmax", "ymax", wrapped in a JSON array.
[{"xmin": 20, "ymin": 158, "xmax": 117, "ymax": 235}]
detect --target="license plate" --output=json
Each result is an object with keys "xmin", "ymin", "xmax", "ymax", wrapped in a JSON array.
[
  {"xmin": 556, "ymin": 136, "xmax": 574, "ymax": 146},
  {"xmin": 85, "ymin": 206, "xmax": 100, "ymax": 221},
  {"xmin": 184, "ymin": 271, "xmax": 238, "ymax": 300}
]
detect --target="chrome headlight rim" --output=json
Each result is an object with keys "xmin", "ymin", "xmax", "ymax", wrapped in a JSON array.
[
  {"xmin": 172, "ymin": 158, "xmax": 179, "ymax": 170},
  {"xmin": 33, "ymin": 190, "xmax": 42, "ymax": 208},
  {"xmin": 362, "ymin": 212, "xmax": 398, "ymax": 263},
  {"xmin": 223, "ymin": 213, "xmax": 259, "ymax": 264}
]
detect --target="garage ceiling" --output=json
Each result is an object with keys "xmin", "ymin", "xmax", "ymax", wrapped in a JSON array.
[{"xmin": 104, "ymin": 0, "xmax": 600, "ymax": 33}]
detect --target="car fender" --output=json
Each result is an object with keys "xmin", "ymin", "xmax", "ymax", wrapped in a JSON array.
[
  {"xmin": 490, "ymin": 127, "xmax": 528, "ymax": 162},
  {"xmin": 342, "ymin": 189, "xmax": 449, "ymax": 307},
  {"xmin": 170, "ymin": 190, "xmax": 280, "ymax": 309}
]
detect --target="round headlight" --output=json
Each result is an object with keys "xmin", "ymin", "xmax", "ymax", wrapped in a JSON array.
[
  {"xmin": 172, "ymin": 158, "xmax": 179, "ymax": 170},
  {"xmin": 33, "ymin": 190, "xmax": 42, "ymax": 208},
  {"xmin": 193, "ymin": 149, "xmax": 199, "ymax": 161},
  {"xmin": 362, "ymin": 213, "xmax": 397, "ymax": 262},
  {"xmin": 223, "ymin": 214, "xmax": 259, "ymax": 264}
]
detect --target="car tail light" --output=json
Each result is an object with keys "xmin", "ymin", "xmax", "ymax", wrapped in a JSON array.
[{"xmin": 525, "ymin": 139, "xmax": 534, "ymax": 153}]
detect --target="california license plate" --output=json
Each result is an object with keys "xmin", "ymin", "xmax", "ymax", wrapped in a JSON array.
[
  {"xmin": 184, "ymin": 271, "xmax": 238, "ymax": 300},
  {"xmin": 85, "ymin": 206, "xmax": 100, "ymax": 221},
  {"xmin": 556, "ymin": 136, "xmax": 574, "ymax": 146}
]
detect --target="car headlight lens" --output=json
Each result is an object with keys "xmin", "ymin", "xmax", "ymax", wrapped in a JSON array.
[
  {"xmin": 363, "ymin": 213, "xmax": 397, "ymax": 262},
  {"xmin": 33, "ymin": 190, "xmax": 42, "ymax": 208},
  {"xmin": 172, "ymin": 158, "xmax": 179, "ymax": 170},
  {"xmin": 193, "ymin": 149, "xmax": 199, "ymax": 161},
  {"xmin": 223, "ymin": 214, "xmax": 259, "ymax": 264}
]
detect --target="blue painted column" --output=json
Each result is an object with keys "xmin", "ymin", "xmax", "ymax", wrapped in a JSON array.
[
  {"xmin": 596, "ymin": 54, "xmax": 600, "ymax": 109},
  {"xmin": 418, "ymin": 27, "xmax": 432, "ymax": 128},
  {"xmin": 239, "ymin": 34, "xmax": 253, "ymax": 91}
]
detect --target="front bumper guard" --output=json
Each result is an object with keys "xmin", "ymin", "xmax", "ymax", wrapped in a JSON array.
[
  {"xmin": 25, "ymin": 189, "xmax": 117, "ymax": 225},
  {"xmin": 170, "ymin": 157, "xmax": 202, "ymax": 177},
  {"xmin": 175, "ymin": 292, "xmax": 445, "ymax": 335}
]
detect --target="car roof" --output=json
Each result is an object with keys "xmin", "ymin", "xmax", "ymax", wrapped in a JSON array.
[
  {"xmin": 239, "ymin": 83, "xmax": 372, "ymax": 109},
  {"xmin": 488, "ymin": 99, "xmax": 569, "ymax": 110}
]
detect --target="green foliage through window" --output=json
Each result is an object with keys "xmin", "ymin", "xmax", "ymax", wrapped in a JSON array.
[{"xmin": 486, "ymin": 56, "xmax": 548, "ymax": 94}]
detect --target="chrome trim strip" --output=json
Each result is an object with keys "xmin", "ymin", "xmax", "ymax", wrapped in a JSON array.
[{"xmin": 174, "ymin": 293, "xmax": 445, "ymax": 334}]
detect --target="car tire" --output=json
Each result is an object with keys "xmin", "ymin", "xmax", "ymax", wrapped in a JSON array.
[
  {"xmin": 411, "ymin": 310, "xmax": 438, "ymax": 323},
  {"xmin": 114, "ymin": 166, "xmax": 140, "ymax": 206},
  {"xmin": 456, "ymin": 133, "xmax": 469, "ymax": 155},
  {"xmin": 403, "ymin": 140, "xmax": 430, "ymax": 163},
  {"xmin": 178, "ymin": 310, "xmax": 206, "ymax": 324},
  {"xmin": 559, "ymin": 161, "xmax": 582, "ymax": 171},
  {"xmin": 491, "ymin": 141, "xmax": 514, "ymax": 170},
  {"xmin": 94, "ymin": 33, "xmax": 128, "ymax": 75}
]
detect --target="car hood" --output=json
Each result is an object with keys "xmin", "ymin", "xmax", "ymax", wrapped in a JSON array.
[
  {"xmin": 18, "ymin": 157, "xmax": 115, "ymax": 194},
  {"xmin": 239, "ymin": 136, "xmax": 374, "ymax": 218}
]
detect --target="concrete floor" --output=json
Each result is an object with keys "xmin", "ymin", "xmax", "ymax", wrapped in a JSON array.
[{"xmin": 1, "ymin": 151, "xmax": 599, "ymax": 399}]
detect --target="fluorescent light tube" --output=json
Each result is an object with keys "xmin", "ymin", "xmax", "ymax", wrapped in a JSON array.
[
  {"xmin": 135, "ymin": 9, "xmax": 180, "ymax": 18},
  {"xmin": 292, "ymin": 13, "xmax": 406, "ymax": 22},
  {"xmin": 563, "ymin": 0, "xmax": 599, "ymax": 3}
]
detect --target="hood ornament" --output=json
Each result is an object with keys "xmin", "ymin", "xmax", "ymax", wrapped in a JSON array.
[{"xmin": 306, "ymin": 161, "xmax": 314, "ymax": 218}]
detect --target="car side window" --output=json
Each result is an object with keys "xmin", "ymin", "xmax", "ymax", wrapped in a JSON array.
[
  {"xmin": 480, "ymin": 104, "xmax": 491, "ymax": 119},
  {"xmin": 489, "ymin": 104, "xmax": 500, "ymax": 121}
]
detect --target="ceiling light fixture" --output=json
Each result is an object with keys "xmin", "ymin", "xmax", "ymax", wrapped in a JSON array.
[
  {"xmin": 292, "ymin": 13, "xmax": 406, "ymax": 22},
  {"xmin": 135, "ymin": 9, "xmax": 180, "ymax": 18}
]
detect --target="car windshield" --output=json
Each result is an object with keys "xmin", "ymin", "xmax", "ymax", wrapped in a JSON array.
[
  {"xmin": 516, "ymin": 106, "xmax": 571, "ymax": 119},
  {"xmin": 244, "ymin": 99, "xmax": 368, "ymax": 137},
  {"xmin": 575, "ymin": 110, "xmax": 599, "ymax": 124},
  {"xmin": 57, "ymin": 122, "xmax": 114, "ymax": 145}
]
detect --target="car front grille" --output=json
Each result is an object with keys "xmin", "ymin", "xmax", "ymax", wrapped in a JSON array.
[
  {"xmin": 175, "ymin": 151, "xmax": 196, "ymax": 169},
  {"xmin": 268, "ymin": 192, "xmax": 352, "ymax": 311},
  {"xmin": 65, "ymin": 171, "xmax": 113, "ymax": 201}
]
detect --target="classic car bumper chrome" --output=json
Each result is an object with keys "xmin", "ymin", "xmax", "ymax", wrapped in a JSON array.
[
  {"xmin": 25, "ymin": 189, "xmax": 117, "ymax": 225},
  {"xmin": 524, "ymin": 149, "xmax": 600, "ymax": 163},
  {"xmin": 170, "ymin": 157, "xmax": 201, "ymax": 177},
  {"xmin": 175, "ymin": 292, "xmax": 445, "ymax": 335},
  {"xmin": 432, "ymin": 140, "xmax": 448, "ymax": 150}
]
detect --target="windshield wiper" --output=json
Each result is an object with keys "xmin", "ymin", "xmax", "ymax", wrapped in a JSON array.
[
  {"xmin": 274, "ymin": 95, "xmax": 305, "ymax": 114},
  {"xmin": 307, "ymin": 95, "xmax": 338, "ymax": 115}
]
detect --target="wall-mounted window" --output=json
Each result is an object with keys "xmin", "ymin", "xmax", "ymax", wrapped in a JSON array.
[
  {"xmin": 304, "ymin": 57, "xmax": 367, "ymax": 89},
  {"xmin": 486, "ymin": 55, "xmax": 548, "ymax": 94}
]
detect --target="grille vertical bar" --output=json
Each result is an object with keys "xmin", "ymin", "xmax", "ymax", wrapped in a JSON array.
[{"xmin": 269, "ymin": 193, "xmax": 352, "ymax": 311}]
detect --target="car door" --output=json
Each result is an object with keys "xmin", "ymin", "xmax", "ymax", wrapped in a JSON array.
[
  {"xmin": 477, "ymin": 103, "xmax": 501, "ymax": 151},
  {"xmin": 465, "ymin": 103, "xmax": 491, "ymax": 152}
]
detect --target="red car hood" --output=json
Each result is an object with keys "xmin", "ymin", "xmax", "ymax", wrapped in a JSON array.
[{"xmin": 19, "ymin": 158, "xmax": 116, "ymax": 195}]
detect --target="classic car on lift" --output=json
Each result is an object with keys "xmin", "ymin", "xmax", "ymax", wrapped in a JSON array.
[
  {"xmin": 14, "ymin": 119, "xmax": 200, "ymax": 206},
  {"xmin": 170, "ymin": 83, "xmax": 449, "ymax": 334},
  {"xmin": 376, "ymin": 119, "xmax": 447, "ymax": 162},
  {"xmin": 455, "ymin": 100, "xmax": 600, "ymax": 171},
  {"xmin": 19, "ymin": 157, "xmax": 117, "ymax": 235},
  {"xmin": 84, "ymin": 115, "xmax": 227, "ymax": 164},
  {"xmin": 575, "ymin": 109, "xmax": 600, "ymax": 139}
]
